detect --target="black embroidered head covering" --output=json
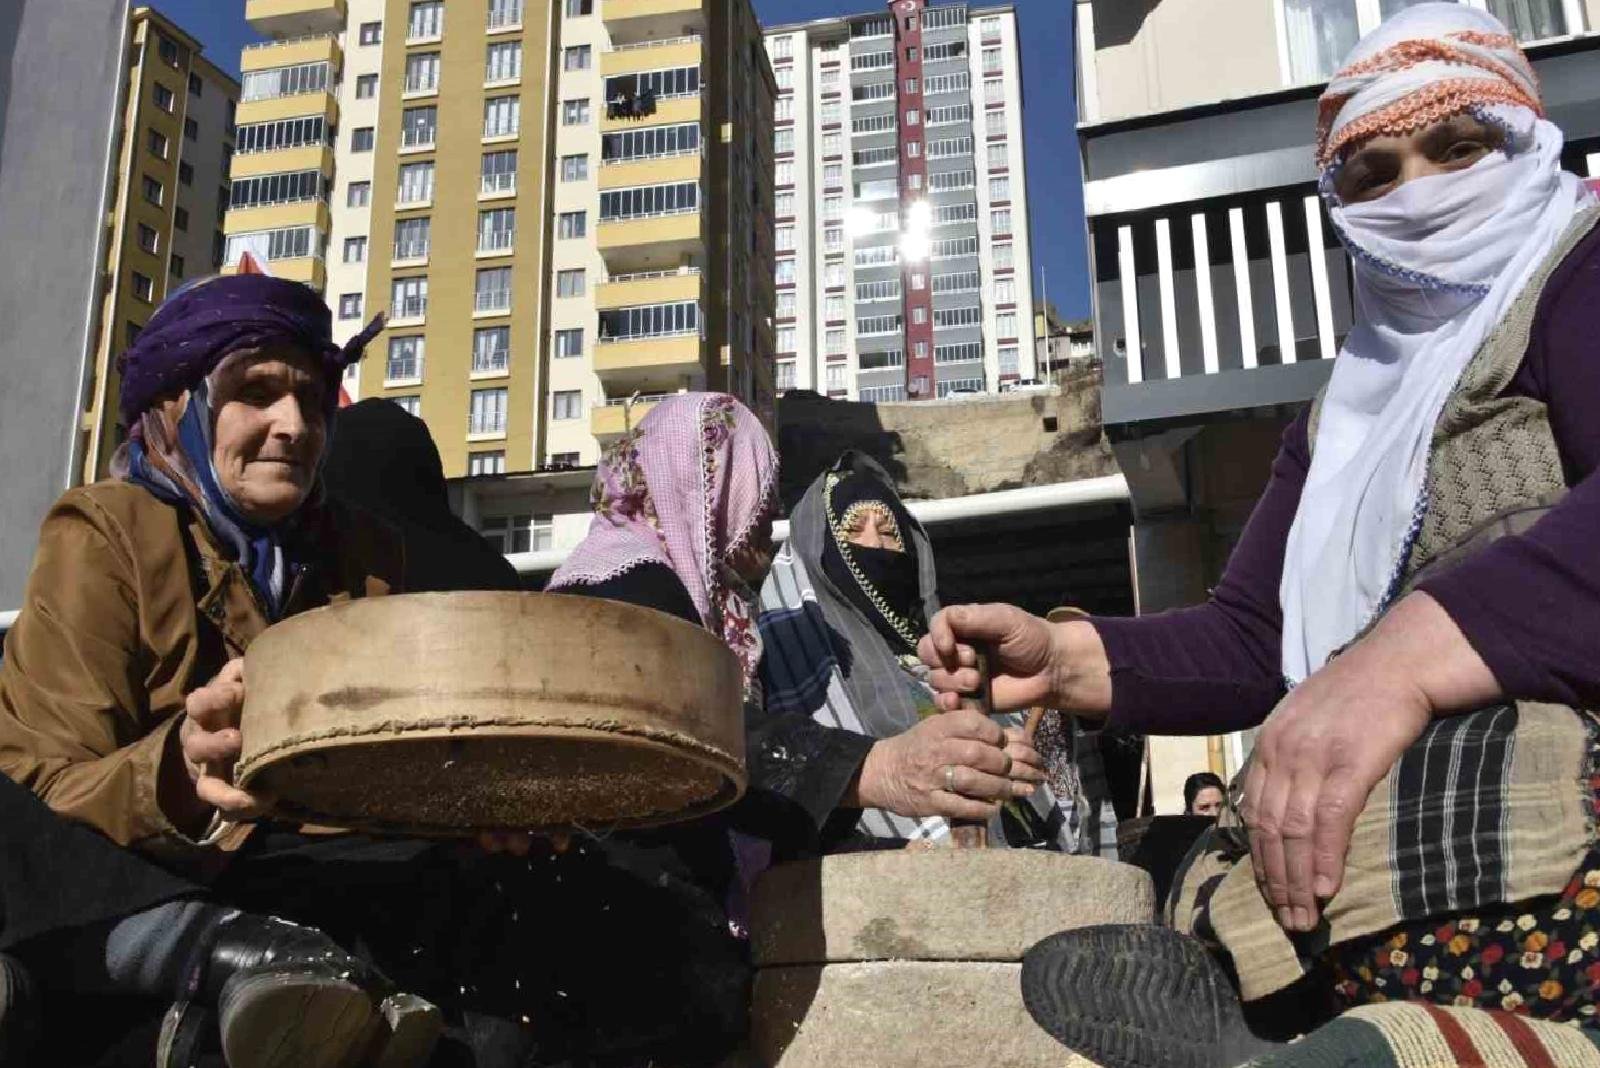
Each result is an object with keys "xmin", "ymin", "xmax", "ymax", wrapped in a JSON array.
[{"xmin": 821, "ymin": 468, "xmax": 925, "ymax": 654}]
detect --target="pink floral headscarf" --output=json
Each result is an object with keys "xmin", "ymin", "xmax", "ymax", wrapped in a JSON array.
[{"xmin": 548, "ymin": 393, "xmax": 778, "ymax": 689}]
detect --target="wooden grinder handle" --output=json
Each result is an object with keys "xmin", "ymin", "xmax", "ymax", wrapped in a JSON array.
[{"xmin": 950, "ymin": 650, "xmax": 995, "ymax": 849}]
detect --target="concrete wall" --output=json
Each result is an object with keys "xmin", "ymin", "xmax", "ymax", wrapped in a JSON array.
[
  {"xmin": 1589, "ymin": 0, "xmax": 1600, "ymax": 32},
  {"xmin": 1087, "ymin": 0, "xmax": 1282, "ymax": 123},
  {"xmin": 776, "ymin": 364, "xmax": 1118, "ymax": 507},
  {"xmin": 0, "ymin": 0, "xmax": 130, "ymax": 608}
]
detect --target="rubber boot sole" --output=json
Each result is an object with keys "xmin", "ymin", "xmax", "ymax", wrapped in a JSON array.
[
  {"xmin": 218, "ymin": 971, "xmax": 380, "ymax": 1068},
  {"xmin": 370, "ymin": 992, "xmax": 444, "ymax": 1068},
  {"xmin": 1020, "ymin": 925, "xmax": 1281, "ymax": 1068}
]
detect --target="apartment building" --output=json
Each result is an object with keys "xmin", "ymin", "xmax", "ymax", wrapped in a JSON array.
[
  {"xmin": 1075, "ymin": 0, "xmax": 1600, "ymax": 803},
  {"xmin": 231, "ymin": 0, "xmax": 776, "ymax": 555},
  {"xmin": 764, "ymin": 0, "xmax": 1036, "ymax": 402},
  {"xmin": 82, "ymin": 7, "xmax": 239, "ymax": 481}
]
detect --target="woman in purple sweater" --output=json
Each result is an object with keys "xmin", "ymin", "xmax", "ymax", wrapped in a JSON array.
[{"xmin": 924, "ymin": 6, "xmax": 1600, "ymax": 1066}]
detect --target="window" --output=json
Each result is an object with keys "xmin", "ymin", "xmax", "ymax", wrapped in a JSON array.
[
  {"xmin": 565, "ymin": 0, "xmax": 593, "ymax": 14},
  {"xmin": 986, "ymin": 109, "xmax": 1008, "ymax": 137},
  {"xmin": 241, "ymin": 61, "xmax": 328, "ymax": 102},
  {"xmin": 1486, "ymin": 0, "xmax": 1568, "ymax": 40},
  {"xmin": 157, "ymin": 35, "xmax": 180, "ymax": 65},
  {"xmin": 852, "ymin": 113, "xmax": 895, "ymax": 137},
  {"xmin": 170, "ymin": 254, "xmax": 185, "ymax": 278},
  {"xmin": 907, "ymin": 141, "xmax": 921, "ymax": 158},
  {"xmin": 469, "ymin": 452, "xmax": 506, "ymax": 477},
  {"xmin": 556, "ymin": 268, "xmax": 585, "ymax": 297},
  {"xmin": 851, "ymin": 81, "xmax": 894, "ymax": 103},
  {"xmin": 357, "ymin": 19, "xmax": 381, "ymax": 44},
  {"xmin": 473, "ymin": 326, "xmax": 510, "ymax": 373},
  {"xmin": 228, "ymin": 169, "xmax": 327, "ymax": 210},
  {"xmin": 925, "ymin": 40, "xmax": 967, "ymax": 62},
  {"xmin": 771, "ymin": 224, "xmax": 795, "ymax": 253},
  {"xmin": 911, "ymin": 272, "xmax": 925, "ymax": 291},
  {"xmin": 859, "ymin": 349, "xmax": 905, "ymax": 371},
  {"xmin": 483, "ymin": 93, "xmax": 523, "ymax": 136},
  {"xmin": 188, "ymin": 72, "xmax": 203, "ymax": 95},
  {"xmin": 859, "ymin": 384, "xmax": 906, "ymax": 402},
  {"xmin": 824, "ymin": 226, "xmax": 844, "ymax": 252},
  {"xmin": 935, "ymin": 342, "xmax": 982, "ymax": 364},
  {"xmin": 822, "ymin": 131, "xmax": 842, "ymax": 156},
  {"xmin": 491, "ymin": 42, "xmax": 525, "ymax": 81},
  {"xmin": 996, "ymin": 312, "xmax": 1018, "ymax": 338},
  {"xmin": 342, "ymin": 181, "xmax": 371, "ymax": 211},
  {"xmin": 599, "ymin": 181, "xmax": 698, "ymax": 221},
  {"xmin": 998, "ymin": 345, "xmax": 1019, "ymax": 376},
  {"xmin": 356, "ymin": 73, "xmax": 378, "ymax": 99},
  {"xmin": 851, "ymin": 49, "xmax": 894, "ymax": 72},
  {"xmin": 823, "ymin": 195, "xmax": 843, "ymax": 221},
  {"xmin": 153, "ymin": 83, "xmax": 175, "ymax": 113},
  {"xmin": 401, "ymin": 106, "xmax": 437, "ymax": 148},
  {"xmin": 773, "ymin": 128, "xmax": 794, "ymax": 154},
  {"xmin": 905, "ymin": 109, "xmax": 920, "ymax": 126},
  {"xmin": 348, "ymin": 127, "xmax": 374, "ymax": 152},
  {"xmin": 558, "ymin": 211, "xmax": 586, "ymax": 239},
  {"xmin": 775, "ymin": 160, "xmax": 794, "ymax": 186},
  {"xmin": 604, "ymin": 65, "xmax": 700, "ymax": 105},
  {"xmin": 147, "ymin": 128, "xmax": 168, "ymax": 159},
  {"xmin": 937, "ymin": 377, "xmax": 984, "ymax": 397},
  {"xmin": 393, "ymin": 217, "xmax": 431, "ymax": 260},
  {"xmin": 776, "ymin": 291, "xmax": 796, "ymax": 319},
  {"xmin": 392, "ymin": 396, "xmax": 421, "ymax": 417},
  {"xmin": 853, "ymin": 145, "xmax": 897, "ymax": 168},
  {"xmin": 549, "ymin": 452, "xmax": 579, "ymax": 468},
  {"xmin": 339, "ymin": 293, "xmax": 363, "ymax": 320},
  {"xmin": 995, "ymin": 278, "xmax": 1016, "ymax": 304},
  {"xmin": 481, "ymin": 150, "xmax": 517, "ymax": 194},
  {"xmin": 912, "ymin": 306, "xmax": 928, "ymax": 325},
  {"xmin": 825, "ymin": 294, "xmax": 846, "ymax": 321},
  {"xmin": 773, "ymin": 66, "xmax": 793, "ymax": 91},
  {"xmin": 989, "ymin": 176, "xmax": 1011, "ymax": 201},
  {"xmin": 397, "ymin": 162, "xmax": 433, "ymax": 204},
  {"xmin": 475, "ymin": 266, "xmax": 512, "ymax": 312},
  {"xmin": 857, "ymin": 279, "xmax": 900, "ymax": 303},
  {"xmin": 184, "ymin": 116, "xmax": 199, "ymax": 141},
  {"xmin": 560, "ymin": 154, "xmax": 588, "ymax": 182},
  {"xmin": 821, "ymin": 99, "xmax": 841, "ymax": 125},
  {"xmin": 404, "ymin": 52, "xmax": 440, "ymax": 94},
  {"xmin": 390, "ymin": 275, "xmax": 429, "ymax": 319},
  {"xmin": 929, "ymin": 169, "xmax": 975, "ymax": 192},
  {"xmin": 408, "ymin": 1, "xmax": 443, "ymax": 40},
  {"xmin": 224, "ymin": 226, "xmax": 315, "ymax": 264},
  {"xmin": 344, "ymin": 236, "xmax": 367, "ymax": 263},
  {"xmin": 142, "ymin": 175, "xmax": 163, "ymax": 205},
  {"xmin": 774, "ymin": 96, "xmax": 794, "ymax": 122},
  {"xmin": 135, "ymin": 223, "xmax": 159, "ymax": 255},
  {"xmin": 933, "ymin": 236, "xmax": 980, "ymax": 259},
  {"xmin": 987, "ymin": 141, "xmax": 1009, "ymax": 169},
  {"xmin": 561, "ymin": 45, "xmax": 590, "ymax": 73},
  {"xmin": 993, "ymin": 243, "xmax": 1014, "ymax": 270},
  {"xmin": 824, "ymin": 259, "xmax": 847, "ymax": 287},
  {"xmin": 933, "ymin": 271, "xmax": 981, "ymax": 293},
  {"xmin": 823, "ymin": 163, "xmax": 843, "ymax": 188},
  {"xmin": 819, "ymin": 67, "xmax": 840, "ymax": 92},
  {"xmin": 1281, "ymin": 0, "xmax": 1360, "ymax": 83},
  {"xmin": 387, "ymin": 335, "xmax": 424, "ymax": 380},
  {"xmin": 470, "ymin": 388, "xmax": 509, "ymax": 435},
  {"xmin": 488, "ymin": 0, "xmax": 523, "ymax": 29},
  {"xmin": 479, "ymin": 207, "xmax": 516, "ymax": 252},
  {"xmin": 981, "ymin": 46, "xmax": 1004, "ymax": 75},
  {"xmin": 924, "ymin": 72, "xmax": 970, "ymax": 96},
  {"xmin": 178, "ymin": 161, "xmax": 194, "ymax": 186},
  {"xmin": 554, "ymin": 328, "xmax": 584, "ymax": 358},
  {"xmin": 927, "ymin": 103, "xmax": 972, "ymax": 125},
  {"xmin": 774, "ymin": 191, "xmax": 794, "ymax": 217},
  {"xmin": 857, "ymin": 314, "xmax": 901, "ymax": 336},
  {"xmin": 825, "ymin": 328, "xmax": 846, "ymax": 354},
  {"xmin": 559, "ymin": 98, "xmax": 587, "ymax": 128},
  {"xmin": 990, "ymin": 207, "xmax": 1012, "ymax": 235},
  {"xmin": 552, "ymin": 390, "xmax": 583, "ymax": 420},
  {"xmin": 775, "ymin": 325, "xmax": 796, "ymax": 353},
  {"xmin": 904, "ymin": 78, "xmax": 919, "ymax": 94},
  {"xmin": 936, "ymin": 202, "xmax": 978, "ymax": 226},
  {"xmin": 776, "ymin": 361, "xmax": 797, "ymax": 390},
  {"xmin": 601, "ymin": 121, "xmax": 699, "ymax": 163},
  {"xmin": 597, "ymin": 300, "xmax": 699, "ymax": 341},
  {"xmin": 480, "ymin": 512, "xmax": 550, "ymax": 552},
  {"xmin": 775, "ymin": 258, "xmax": 796, "ymax": 285},
  {"xmin": 934, "ymin": 305, "xmax": 982, "ymax": 329},
  {"xmin": 236, "ymin": 116, "xmax": 327, "ymax": 154},
  {"xmin": 769, "ymin": 35, "xmax": 794, "ymax": 61}
]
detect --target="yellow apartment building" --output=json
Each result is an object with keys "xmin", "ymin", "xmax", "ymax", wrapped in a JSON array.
[
  {"xmin": 229, "ymin": 0, "xmax": 776, "ymax": 556},
  {"xmin": 82, "ymin": 6, "xmax": 240, "ymax": 481}
]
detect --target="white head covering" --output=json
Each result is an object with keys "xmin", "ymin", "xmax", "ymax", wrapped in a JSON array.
[{"xmin": 1279, "ymin": 3, "xmax": 1593, "ymax": 684}]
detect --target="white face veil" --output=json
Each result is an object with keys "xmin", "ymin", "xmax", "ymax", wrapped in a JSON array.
[{"xmin": 1278, "ymin": 3, "xmax": 1593, "ymax": 684}]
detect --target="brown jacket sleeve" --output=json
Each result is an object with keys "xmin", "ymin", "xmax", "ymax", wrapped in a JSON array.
[{"xmin": 0, "ymin": 489, "xmax": 199, "ymax": 853}]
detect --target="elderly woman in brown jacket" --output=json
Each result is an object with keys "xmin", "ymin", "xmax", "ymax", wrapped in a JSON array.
[{"xmin": 0, "ymin": 275, "xmax": 441, "ymax": 1068}]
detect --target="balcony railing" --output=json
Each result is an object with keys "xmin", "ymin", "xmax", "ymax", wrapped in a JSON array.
[
  {"xmin": 481, "ymin": 172, "xmax": 516, "ymax": 195},
  {"xmin": 605, "ymin": 267, "xmax": 701, "ymax": 283},
  {"xmin": 242, "ymin": 32, "xmax": 336, "ymax": 51},
  {"xmin": 472, "ymin": 352, "xmax": 510, "ymax": 374},
  {"xmin": 477, "ymin": 230, "xmax": 515, "ymax": 252},
  {"xmin": 607, "ymin": 34, "xmax": 701, "ymax": 53},
  {"xmin": 385, "ymin": 358, "xmax": 422, "ymax": 380},
  {"xmin": 474, "ymin": 291, "xmax": 511, "ymax": 313},
  {"xmin": 390, "ymin": 296, "xmax": 428, "ymax": 319},
  {"xmin": 403, "ymin": 76, "xmax": 439, "ymax": 94},
  {"xmin": 597, "ymin": 392, "xmax": 674, "ymax": 408},
  {"xmin": 597, "ymin": 326, "xmax": 696, "ymax": 344},
  {"xmin": 401, "ymin": 129, "xmax": 436, "ymax": 149},
  {"xmin": 393, "ymin": 241, "xmax": 429, "ymax": 261}
]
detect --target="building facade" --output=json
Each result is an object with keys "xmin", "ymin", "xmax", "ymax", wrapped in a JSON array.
[
  {"xmin": 764, "ymin": 0, "xmax": 1036, "ymax": 402},
  {"xmin": 82, "ymin": 7, "xmax": 239, "ymax": 481},
  {"xmin": 1075, "ymin": 0, "xmax": 1600, "ymax": 806},
  {"xmin": 231, "ymin": 0, "xmax": 776, "ymax": 555}
]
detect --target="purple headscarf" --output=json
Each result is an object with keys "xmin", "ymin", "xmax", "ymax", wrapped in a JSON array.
[{"xmin": 117, "ymin": 273, "xmax": 382, "ymax": 429}]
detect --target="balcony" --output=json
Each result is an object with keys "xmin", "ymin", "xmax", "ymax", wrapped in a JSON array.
[
  {"xmin": 229, "ymin": 142, "xmax": 334, "ymax": 179},
  {"xmin": 236, "ymin": 87, "xmax": 338, "ymax": 128},
  {"xmin": 604, "ymin": 1, "xmax": 704, "ymax": 50},
  {"xmin": 476, "ymin": 230, "xmax": 515, "ymax": 257},
  {"xmin": 596, "ymin": 267, "xmax": 700, "ymax": 311},
  {"xmin": 223, "ymin": 253, "xmax": 324, "ymax": 291},
  {"xmin": 600, "ymin": 93, "xmax": 701, "ymax": 133},
  {"xmin": 597, "ymin": 152, "xmax": 700, "ymax": 191},
  {"xmin": 601, "ymin": 35, "xmax": 703, "ymax": 78},
  {"xmin": 589, "ymin": 395, "xmax": 669, "ymax": 441},
  {"xmin": 597, "ymin": 211, "xmax": 701, "ymax": 275},
  {"xmin": 241, "ymin": 33, "xmax": 340, "ymax": 74},
  {"xmin": 223, "ymin": 199, "xmax": 330, "ymax": 238},
  {"xmin": 246, "ymin": 0, "xmax": 347, "ymax": 37},
  {"xmin": 594, "ymin": 333, "xmax": 702, "ymax": 389}
]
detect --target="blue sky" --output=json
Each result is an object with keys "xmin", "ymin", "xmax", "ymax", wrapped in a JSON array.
[{"xmin": 158, "ymin": 0, "xmax": 1088, "ymax": 319}]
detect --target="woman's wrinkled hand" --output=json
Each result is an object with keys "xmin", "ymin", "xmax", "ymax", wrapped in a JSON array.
[
  {"xmin": 918, "ymin": 603, "xmax": 1111, "ymax": 717},
  {"xmin": 854, "ymin": 709, "xmax": 1041, "ymax": 822},
  {"xmin": 180, "ymin": 657, "xmax": 272, "ymax": 821}
]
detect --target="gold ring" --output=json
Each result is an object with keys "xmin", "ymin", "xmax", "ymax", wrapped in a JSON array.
[{"xmin": 944, "ymin": 764, "xmax": 957, "ymax": 793}]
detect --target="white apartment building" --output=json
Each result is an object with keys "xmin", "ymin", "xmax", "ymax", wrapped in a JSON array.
[{"xmin": 765, "ymin": 0, "xmax": 1037, "ymax": 401}]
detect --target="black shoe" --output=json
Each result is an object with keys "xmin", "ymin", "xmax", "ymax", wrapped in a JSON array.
[
  {"xmin": 1020, "ymin": 925, "xmax": 1281, "ymax": 1068},
  {"xmin": 159, "ymin": 913, "xmax": 441, "ymax": 1068},
  {"xmin": 0, "ymin": 953, "xmax": 39, "ymax": 1066}
]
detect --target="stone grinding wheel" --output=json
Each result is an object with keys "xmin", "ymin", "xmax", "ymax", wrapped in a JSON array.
[
  {"xmin": 749, "ymin": 851, "xmax": 1155, "ymax": 1068},
  {"xmin": 236, "ymin": 591, "xmax": 746, "ymax": 836}
]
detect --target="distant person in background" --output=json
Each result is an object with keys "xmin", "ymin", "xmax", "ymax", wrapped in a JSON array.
[{"xmin": 1183, "ymin": 772, "xmax": 1226, "ymax": 819}]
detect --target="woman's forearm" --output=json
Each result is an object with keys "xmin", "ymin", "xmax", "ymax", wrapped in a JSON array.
[
  {"xmin": 1050, "ymin": 619, "xmax": 1113, "ymax": 717},
  {"xmin": 1347, "ymin": 591, "xmax": 1502, "ymax": 716}
]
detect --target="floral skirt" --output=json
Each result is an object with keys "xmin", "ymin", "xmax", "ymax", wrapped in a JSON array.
[{"xmin": 1326, "ymin": 843, "xmax": 1600, "ymax": 1029}]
